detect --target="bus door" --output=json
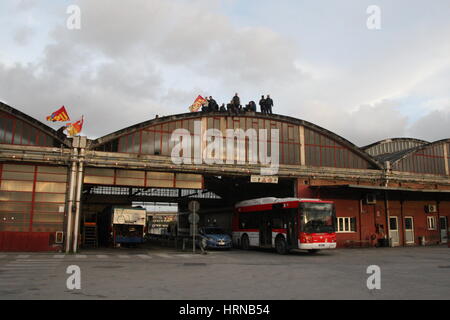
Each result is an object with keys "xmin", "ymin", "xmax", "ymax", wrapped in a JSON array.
[
  {"xmin": 286, "ymin": 209, "xmax": 298, "ymax": 249},
  {"xmin": 260, "ymin": 212, "xmax": 272, "ymax": 248}
]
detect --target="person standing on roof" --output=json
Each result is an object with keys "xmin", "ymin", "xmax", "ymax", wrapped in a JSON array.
[
  {"xmin": 232, "ymin": 93, "xmax": 240, "ymax": 113},
  {"xmin": 209, "ymin": 96, "xmax": 219, "ymax": 111},
  {"xmin": 259, "ymin": 95, "xmax": 267, "ymax": 114},
  {"xmin": 266, "ymin": 94, "xmax": 273, "ymax": 114},
  {"xmin": 231, "ymin": 93, "xmax": 241, "ymax": 108},
  {"xmin": 202, "ymin": 96, "xmax": 210, "ymax": 112}
]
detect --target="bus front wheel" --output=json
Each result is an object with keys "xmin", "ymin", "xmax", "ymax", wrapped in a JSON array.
[
  {"xmin": 275, "ymin": 236, "xmax": 288, "ymax": 255},
  {"xmin": 241, "ymin": 234, "xmax": 250, "ymax": 250}
]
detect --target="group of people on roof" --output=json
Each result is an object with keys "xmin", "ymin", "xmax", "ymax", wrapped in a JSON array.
[{"xmin": 201, "ymin": 93, "xmax": 274, "ymax": 115}]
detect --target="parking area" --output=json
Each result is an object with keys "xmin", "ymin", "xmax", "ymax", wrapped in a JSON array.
[{"xmin": 0, "ymin": 246, "xmax": 449, "ymax": 300}]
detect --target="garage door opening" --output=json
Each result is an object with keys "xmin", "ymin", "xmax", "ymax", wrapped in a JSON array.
[
  {"xmin": 198, "ymin": 175, "xmax": 296, "ymax": 234},
  {"xmin": 80, "ymin": 185, "xmax": 223, "ymax": 250},
  {"xmin": 79, "ymin": 174, "xmax": 296, "ymax": 251}
]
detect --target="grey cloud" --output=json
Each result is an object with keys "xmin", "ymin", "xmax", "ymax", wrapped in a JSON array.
[
  {"xmin": 65, "ymin": 0, "xmax": 302, "ymax": 86},
  {"xmin": 408, "ymin": 108, "xmax": 450, "ymax": 142},
  {"xmin": 339, "ymin": 102, "xmax": 409, "ymax": 146},
  {"xmin": 0, "ymin": 0, "xmax": 304, "ymax": 138},
  {"xmin": 87, "ymin": 60, "xmax": 162, "ymax": 100},
  {"xmin": 15, "ymin": 0, "xmax": 37, "ymax": 11},
  {"xmin": 281, "ymin": 94, "xmax": 409, "ymax": 146},
  {"xmin": 159, "ymin": 87, "xmax": 204, "ymax": 110},
  {"xmin": 13, "ymin": 26, "xmax": 34, "ymax": 46},
  {"xmin": 1, "ymin": 0, "xmax": 450, "ymax": 145},
  {"xmin": 0, "ymin": 59, "xmax": 161, "ymax": 138},
  {"xmin": 0, "ymin": 39, "xmax": 164, "ymax": 138}
]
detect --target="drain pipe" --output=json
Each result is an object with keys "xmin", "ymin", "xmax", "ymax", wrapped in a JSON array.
[
  {"xmin": 65, "ymin": 148, "xmax": 78, "ymax": 253},
  {"xmin": 72, "ymin": 147, "xmax": 85, "ymax": 253},
  {"xmin": 384, "ymin": 190, "xmax": 391, "ymax": 247},
  {"xmin": 384, "ymin": 161, "xmax": 391, "ymax": 247}
]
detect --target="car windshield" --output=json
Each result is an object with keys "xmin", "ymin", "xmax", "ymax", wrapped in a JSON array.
[
  {"xmin": 204, "ymin": 228, "xmax": 225, "ymax": 235},
  {"xmin": 300, "ymin": 203, "xmax": 335, "ymax": 233}
]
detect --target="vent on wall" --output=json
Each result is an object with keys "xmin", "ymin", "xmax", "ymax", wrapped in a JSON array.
[
  {"xmin": 425, "ymin": 204, "xmax": 437, "ymax": 213},
  {"xmin": 365, "ymin": 194, "xmax": 376, "ymax": 205}
]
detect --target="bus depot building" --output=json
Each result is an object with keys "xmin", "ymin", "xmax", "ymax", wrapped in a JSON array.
[{"xmin": 0, "ymin": 101, "xmax": 449, "ymax": 252}]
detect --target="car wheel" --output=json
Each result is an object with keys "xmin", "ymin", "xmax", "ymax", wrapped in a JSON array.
[
  {"xmin": 241, "ymin": 234, "xmax": 250, "ymax": 250},
  {"xmin": 275, "ymin": 236, "xmax": 288, "ymax": 255}
]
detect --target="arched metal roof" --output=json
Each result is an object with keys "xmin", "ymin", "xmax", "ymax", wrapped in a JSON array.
[
  {"xmin": 362, "ymin": 138, "xmax": 429, "ymax": 158},
  {"xmin": 90, "ymin": 111, "xmax": 383, "ymax": 169},
  {"xmin": 0, "ymin": 101, "xmax": 71, "ymax": 147},
  {"xmin": 387, "ymin": 138, "xmax": 450, "ymax": 166}
]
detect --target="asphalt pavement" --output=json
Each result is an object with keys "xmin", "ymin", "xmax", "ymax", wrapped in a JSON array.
[{"xmin": 0, "ymin": 246, "xmax": 449, "ymax": 300}]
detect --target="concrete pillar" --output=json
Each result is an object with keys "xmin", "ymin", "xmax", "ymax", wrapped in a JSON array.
[
  {"xmin": 299, "ymin": 125, "xmax": 306, "ymax": 166},
  {"xmin": 65, "ymin": 148, "xmax": 78, "ymax": 253},
  {"xmin": 72, "ymin": 148, "xmax": 85, "ymax": 253},
  {"xmin": 443, "ymin": 143, "xmax": 449, "ymax": 176}
]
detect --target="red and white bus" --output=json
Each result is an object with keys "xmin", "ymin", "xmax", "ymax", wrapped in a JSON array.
[{"xmin": 232, "ymin": 197, "xmax": 336, "ymax": 254}]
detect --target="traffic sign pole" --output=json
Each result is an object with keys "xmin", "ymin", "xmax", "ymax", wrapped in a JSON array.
[
  {"xmin": 188, "ymin": 201, "xmax": 200, "ymax": 254},
  {"xmin": 193, "ymin": 205, "xmax": 196, "ymax": 254}
]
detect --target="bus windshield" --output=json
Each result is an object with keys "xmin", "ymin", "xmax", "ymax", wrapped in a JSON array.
[{"xmin": 299, "ymin": 203, "xmax": 335, "ymax": 233}]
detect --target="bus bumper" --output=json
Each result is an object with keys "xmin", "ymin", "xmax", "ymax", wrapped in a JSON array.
[{"xmin": 298, "ymin": 242, "xmax": 337, "ymax": 250}]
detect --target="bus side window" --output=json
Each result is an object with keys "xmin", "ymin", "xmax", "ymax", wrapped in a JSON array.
[
  {"xmin": 270, "ymin": 210, "xmax": 281, "ymax": 229},
  {"xmin": 240, "ymin": 212, "xmax": 259, "ymax": 229},
  {"xmin": 272, "ymin": 218, "xmax": 283, "ymax": 229}
]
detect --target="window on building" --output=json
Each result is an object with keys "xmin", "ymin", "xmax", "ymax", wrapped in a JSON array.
[
  {"xmin": 0, "ymin": 112, "xmax": 55, "ymax": 147},
  {"xmin": 427, "ymin": 216, "xmax": 436, "ymax": 230},
  {"xmin": 336, "ymin": 217, "xmax": 357, "ymax": 233}
]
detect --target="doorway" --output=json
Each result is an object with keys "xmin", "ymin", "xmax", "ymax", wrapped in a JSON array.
[
  {"xmin": 389, "ymin": 216, "xmax": 400, "ymax": 247},
  {"xmin": 440, "ymin": 216, "xmax": 448, "ymax": 244},
  {"xmin": 286, "ymin": 209, "xmax": 298, "ymax": 249},
  {"xmin": 404, "ymin": 217, "xmax": 415, "ymax": 245},
  {"xmin": 259, "ymin": 212, "xmax": 273, "ymax": 248}
]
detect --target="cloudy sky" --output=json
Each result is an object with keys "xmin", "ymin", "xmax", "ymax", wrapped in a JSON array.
[{"xmin": 0, "ymin": 0, "xmax": 449, "ymax": 146}]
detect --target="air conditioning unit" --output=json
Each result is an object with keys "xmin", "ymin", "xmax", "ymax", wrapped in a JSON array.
[
  {"xmin": 425, "ymin": 204, "xmax": 437, "ymax": 213},
  {"xmin": 365, "ymin": 194, "xmax": 376, "ymax": 205}
]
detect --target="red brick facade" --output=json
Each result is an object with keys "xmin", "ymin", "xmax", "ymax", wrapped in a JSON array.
[{"xmin": 298, "ymin": 179, "xmax": 450, "ymax": 248}]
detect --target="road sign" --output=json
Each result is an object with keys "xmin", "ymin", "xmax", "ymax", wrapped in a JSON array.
[
  {"xmin": 188, "ymin": 213, "xmax": 200, "ymax": 224},
  {"xmin": 188, "ymin": 200, "xmax": 200, "ymax": 212},
  {"xmin": 188, "ymin": 200, "xmax": 200, "ymax": 254}
]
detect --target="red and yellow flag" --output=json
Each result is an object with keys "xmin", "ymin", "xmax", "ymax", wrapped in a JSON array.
[
  {"xmin": 46, "ymin": 106, "xmax": 70, "ymax": 122},
  {"xmin": 189, "ymin": 95, "xmax": 207, "ymax": 112},
  {"xmin": 66, "ymin": 116, "xmax": 84, "ymax": 137}
]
